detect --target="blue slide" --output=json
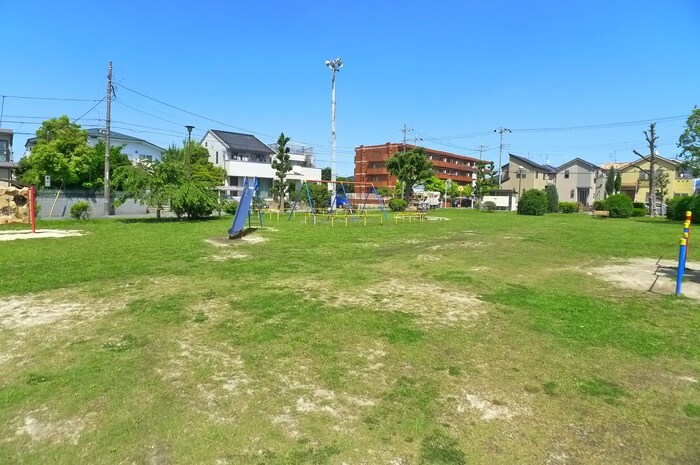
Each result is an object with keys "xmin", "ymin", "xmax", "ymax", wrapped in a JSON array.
[{"xmin": 228, "ymin": 178, "xmax": 255, "ymax": 238}]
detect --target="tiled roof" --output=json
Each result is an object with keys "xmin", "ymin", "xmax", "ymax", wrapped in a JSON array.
[
  {"xmin": 508, "ymin": 153, "xmax": 556, "ymax": 173},
  {"xmin": 210, "ymin": 130, "xmax": 274, "ymax": 155}
]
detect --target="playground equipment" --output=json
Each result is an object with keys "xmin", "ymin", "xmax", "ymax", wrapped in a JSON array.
[
  {"xmin": 287, "ymin": 180, "xmax": 388, "ymax": 223},
  {"xmin": 676, "ymin": 210, "xmax": 692, "ymax": 297},
  {"xmin": 1, "ymin": 185, "xmax": 36, "ymax": 232},
  {"xmin": 228, "ymin": 177, "xmax": 263, "ymax": 238}
]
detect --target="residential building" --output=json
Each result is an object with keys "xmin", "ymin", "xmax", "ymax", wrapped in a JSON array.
[
  {"xmin": 24, "ymin": 129, "xmax": 165, "ymax": 162},
  {"xmin": 201, "ymin": 129, "xmax": 321, "ymax": 200},
  {"xmin": 500, "ymin": 154, "xmax": 556, "ymax": 195},
  {"xmin": 0, "ymin": 129, "xmax": 16, "ymax": 187},
  {"xmin": 618, "ymin": 155, "xmax": 694, "ymax": 203},
  {"xmin": 354, "ymin": 143, "xmax": 482, "ymax": 194},
  {"xmin": 554, "ymin": 158, "xmax": 603, "ymax": 206},
  {"xmin": 595, "ymin": 162, "xmax": 628, "ymax": 201}
]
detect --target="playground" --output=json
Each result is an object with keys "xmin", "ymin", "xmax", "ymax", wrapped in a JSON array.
[{"xmin": 0, "ymin": 209, "xmax": 699, "ymax": 464}]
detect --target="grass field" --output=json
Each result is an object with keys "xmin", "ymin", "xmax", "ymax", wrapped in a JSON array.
[{"xmin": 1, "ymin": 209, "xmax": 699, "ymax": 464}]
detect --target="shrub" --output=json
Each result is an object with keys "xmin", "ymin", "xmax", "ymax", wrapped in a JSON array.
[
  {"xmin": 632, "ymin": 207, "xmax": 647, "ymax": 217},
  {"xmin": 545, "ymin": 185, "xmax": 559, "ymax": 212},
  {"xmin": 70, "ymin": 201, "xmax": 91, "ymax": 220},
  {"xmin": 170, "ymin": 182, "xmax": 218, "ymax": 219},
  {"xmin": 388, "ymin": 198, "xmax": 407, "ymax": 212},
  {"xmin": 223, "ymin": 200, "xmax": 238, "ymax": 216},
  {"xmin": 518, "ymin": 189, "xmax": 547, "ymax": 216},
  {"xmin": 665, "ymin": 195, "xmax": 700, "ymax": 223},
  {"xmin": 604, "ymin": 194, "xmax": 633, "ymax": 218},
  {"xmin": 633, "ymin": 202, "xmax": 646, "ymax": 209},
  {"xmin": 559, "ymin": 201, "xmax": 579, "ymax": 213},
  {"xmin": 592, "ymin": 200, "xmax": 606, "ymax": 211},
  {"xmin": 482, "ymin": 201, "xmax": 497, "ymax": 212}
]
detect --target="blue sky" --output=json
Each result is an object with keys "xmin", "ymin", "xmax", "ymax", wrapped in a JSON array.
[{"xmin": 1, "ymin": 0, "xmax": 698, "ymax": 175}]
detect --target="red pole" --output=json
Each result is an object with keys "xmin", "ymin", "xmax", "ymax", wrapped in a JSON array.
[{"xmin": 29, "ymin": 185, "xmax": 36, "ymax": 233}]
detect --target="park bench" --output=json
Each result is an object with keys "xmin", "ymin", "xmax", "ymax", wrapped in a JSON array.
[{"xmin": 592, "ymin": 210, "xmax": 609, "ymax": 218}]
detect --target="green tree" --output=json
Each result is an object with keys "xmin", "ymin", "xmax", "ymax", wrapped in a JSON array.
[
  {"xmin": 614, "ymin": 172, "xmax": 622, "ymax": 194},
  {"xmin": 678, "ymin": 106, "xmax": 700, "ymax": 176},
  {"xmin": 271, "ymin": 133, "xmax": 292, "ymax": 211},
  {"xmin": 473, "ymin": 161, "xmax": 497, "ymax": 203},
  {"xmin": 321, "ymin": 167, "xmax": 331, "ymax": 181},
  {"xmin": 306, "ymin": 182, "xmax": 331, "ymax": 211},
  {"xmin": 19, "ymin": 116, "xmax": 92, "ymax": 188},
  {"xmin": 545, "ymin": 184, "xmax": 559, "ymax": 212},
  {"xmin": 655, "ymin": 170, "xmax": 670, "ymax": 201},
  {"xmin": 605, "ymin": 167, "xmax": 615, "ymax": 197},
  {"xmin": 81, "ymin": 141, "xmax": 131, "ymax": 190},
  {"xmin": 423, "ymin": 176, "xmax": 445, "ymax": 193},
  {"xmin": 385, "ymin": 147, "xmax": 434, "ymax": 201}
]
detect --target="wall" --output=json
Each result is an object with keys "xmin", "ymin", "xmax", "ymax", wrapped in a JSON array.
[{"xmin": 36, "ymin": 191, "xmax": 149, "ymax": 218}]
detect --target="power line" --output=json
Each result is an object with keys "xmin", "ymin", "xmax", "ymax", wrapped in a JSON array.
[
  {"xmin": 1, "ymin": 95, "xmax": 102, "ymax": 102},
  {"xmin": 73, "ymin": 97, "xmax": 106, "ymax": 123},
  {"xmin": 510, "ymin": 115, "xmax": 687, "ymax": 133}
]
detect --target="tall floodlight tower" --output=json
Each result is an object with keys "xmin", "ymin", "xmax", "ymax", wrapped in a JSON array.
[{"xmin": 325, "ymin": 57, "xmax": 343, "ymax": 209}]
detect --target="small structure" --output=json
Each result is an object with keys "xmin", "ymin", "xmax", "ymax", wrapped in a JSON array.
[{"xmin": 0, "ymin": 186, "xmax": 30, "ymax": 224}]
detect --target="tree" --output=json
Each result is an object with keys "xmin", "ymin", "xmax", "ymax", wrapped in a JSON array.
[
  {"xmin": 385, "ymin": 147, "xmax": 434, "ymax": 202},
  {"xmin": 19, "ymin": 116, "xmax": 92, "ymax": 188},
  {"xmin": 655, "ymin": 170, "xmax": 670, "ymax": 201},
  {"xmin": 321, "ymin": 167, "xmax": 331, "ymax": 181},
  {"xmin": 614, "ymin": 172, "xmax": 622, "ymax": 194},
  {"xmin": 271, "ymin": 133, "xmax": 292, "ymax": 211},
  {"xmin": 605, "ymin": 167, "xmax": 615, "ymax": 197},
  {"xmin": 678, "ymin": 106, "xmax": 700, "ymax": 176},
  {"xmin": 633, "ymin": 123, "xmax": 659, "ymax": 216},
  {"xmin": 544, "ymin": 184, "xmax": 559, "ymax": 212},
  {"xmin": 517, "ymin": 189, "xmax": 547, "ymax": 216},
  {"xmin": 81, "ymin": 141, "xmax": 131, "ymax": 190},
  {"xmin": 307, "ymin": 182, "xmax": 331, "ymax": 211},
  {"xmin": 473, "ymin": 161, "xmax": 498, "ymax": 204}
]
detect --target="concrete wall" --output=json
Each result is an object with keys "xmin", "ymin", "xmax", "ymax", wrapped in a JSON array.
[{"xmin": 36, "ymin": 191, "xmax": 149, "ymax": 218}]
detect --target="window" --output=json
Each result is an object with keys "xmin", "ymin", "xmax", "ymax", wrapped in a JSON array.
[
  {"xmin": 205, "ymin": 142, "xmax": 208, "ymax": 147},
  {"xmin": 216, "ymin": 151, "xmax": 219, "ymax": 164},
  {"xmin": 570, "ymin": 189, "xmax": 575, "ymax": 199},
  {"xmin": 564, "ymin": 170, "xmax": 570, "ymax": 179},
  {"xmin": 0, "ymin": 141, "xmax": 7, "ymax": 162},
  {"xmin": 535, "ymin": 172, "xmax": 539, "ymax": 179}
]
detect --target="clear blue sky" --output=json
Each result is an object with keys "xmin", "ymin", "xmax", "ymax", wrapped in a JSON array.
[{"xmin": 1, "ymin": 0, "xmax": 699, "ymax": 175}]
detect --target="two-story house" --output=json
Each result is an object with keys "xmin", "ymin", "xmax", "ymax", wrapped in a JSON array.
[
  {"xmin": 500, "ymin": 154, "xmax": 556, "ymax": 195},
  {"xmin": 554, "ymin": 158, "xmax": 603, "ymax": 206},
  {"xmin": 619, "ymin": 155, "xmax": 694, "ymax": 203},
  {"xmin": 201, "ymin": 129, "xmax": 321, "ymax": 200}
]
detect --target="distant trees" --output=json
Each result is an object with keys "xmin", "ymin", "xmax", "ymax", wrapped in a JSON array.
[
  {"xmin": 17, "ymin": 116, "xmax": 129, "ymax": 189},
  {"xmin": 614, "ymin": 172, "xmax": 622, "ymax": 194},
  {"xmin": 473, "ymin": 161, "xmax": 498, "ymax": 204},
  {"xmin": 385, "ymin": 147, "xmax": 434, "ymax": 201},
  {"xmin": 605, "ymin": 167, "xmax": 616, "ymax": 196},
  {"xmin": 678, "ymin": 106, "xmax": 700, "ymax": 175}
]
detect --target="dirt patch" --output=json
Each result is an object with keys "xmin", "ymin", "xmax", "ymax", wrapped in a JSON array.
[
  {"xmin": 209, "ymin": 252, "xmax": 249, "ymax": 262},
  {"xmin": 417, "ymin": 254, "xmax": 440, "ymax": 261},
  {"xmin": 456, "ymin": 392, "xmax": 530, "ymax": 421},
  {"xmin": 0, "ymin": 229, "xmax": 84, "ymax": 241},
  {"xmin": 14, "ymin": 408, "xmax": 87, "ymax": 445},
  {"xmin": 0, "ymin": 295, "xmax": 88, "ymax": 330},
  {"xmin": 590, "ymin": 258, "xmax": 700, "ymax": 299},
  {"xmin": 290, "ymin": 278, "xmax": 486, "ymax": 327}
]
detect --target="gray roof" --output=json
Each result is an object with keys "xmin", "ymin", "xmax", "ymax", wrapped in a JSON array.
[
  {"xmin": 508, "ymin": 153, "xmax": 557, "ymax": 173},
  {"xmin": 26, "ymin": 128, "xmax": 164, "ymax": 152},
  {"xmin": 210, "ymin": 130, "xmax": 274, "ymax": 155},
  {"xmin": 556, "ymin": 157, "xmax": 601, "ymax": 172}
]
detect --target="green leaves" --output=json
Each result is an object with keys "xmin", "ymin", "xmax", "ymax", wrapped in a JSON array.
[{"xmin": 385, "ymin": 147, "xmax": 434, "ymax": 200}]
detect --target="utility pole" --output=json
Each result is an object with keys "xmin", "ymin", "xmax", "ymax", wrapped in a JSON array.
[
  {"xmin": 494, "ymin": 127, "xmax": 511, "ymax": 188},
  {"xmin": 104, "ymin": 61, "xmax": 113, "ymax": 216},
  {"xmin": 477, "ymin": 142, "xmax": 486, "ymax": 161},
  {"xmin": 402, "ymin": 124, "xmax": 408, "ymax": 153},
  {"xmin": 633, "ymin": 123, "xmax": 658, "ymax": 216},
  {"xmin": 325, "ymin": 57, "xmax": 343, "ymax": 210}
]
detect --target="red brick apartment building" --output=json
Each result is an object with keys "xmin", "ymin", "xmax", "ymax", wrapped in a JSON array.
[{"xmin": 354, "ymin": 143, "xmax": 484, "ymax": 194}]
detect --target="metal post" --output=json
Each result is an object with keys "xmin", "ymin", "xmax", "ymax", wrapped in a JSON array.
[
  {"xmin": 104, "ymin": 61, "xmax": 112, "ymax": 215},
  {"xmin": 326, "ymin": 58, "xmax": 343, "ymax": 211},
  {"xmin": 29, "ymin": 185, "xmax": 36, "ymax": 233},
  {"xmin": 494, "ymin": 127, "xmax": 511, "ymax": 187},
  {"xmin": 185, "ymin": 125, "xmax": 194, "ymax": 179},
  {"xmin": 685, "ymin": 210, "xmax": 692, "ymax": 260},
  {"xmin": 676, "ymin": 237, "xmax": 688, "ymax": 297}
]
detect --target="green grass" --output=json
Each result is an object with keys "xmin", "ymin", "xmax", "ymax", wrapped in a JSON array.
[{"xmin": 0, "ymin": 210, "xmax": 699, "ymax": 464}]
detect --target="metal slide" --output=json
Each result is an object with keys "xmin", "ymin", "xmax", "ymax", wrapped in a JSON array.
[{"xmin": 228, "ymin": 178, "xmax": 255, "ymax": 238}]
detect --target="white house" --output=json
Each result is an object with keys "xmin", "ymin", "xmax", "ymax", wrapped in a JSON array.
[
  {"xmin": 24, "ymin": 129, "xmax": 165, "ymax": 163},
  {"xmin": 0, "ymin": 129, "xmax": 17, "ymax": 187},
  {"xmin": 201, "ymin": 129, "xmax": 321, "ymax": 200},
  {"xmin": 554, "ymin": 158, "xmax": 602, "ymax": 206}
]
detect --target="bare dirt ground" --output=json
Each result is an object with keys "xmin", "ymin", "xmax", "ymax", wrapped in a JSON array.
[
  {"xmin": 0, "ymin": 229, "xmax": 84, "ymax": 241},
  {"xmin": 590, "ymin": 258, "xmax": 700, "ymax": 299}
]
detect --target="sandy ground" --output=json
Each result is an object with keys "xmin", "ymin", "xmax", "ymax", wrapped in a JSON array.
[
  {"xmin": 591, "ymin": 258, "xmax": 700, "ymax": 299},
  {"xmin": 0, "ymin": 229, "xmax": 84, "ymax": 241}
]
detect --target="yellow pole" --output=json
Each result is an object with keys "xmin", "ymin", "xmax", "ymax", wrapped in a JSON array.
[{"xmin": 331, "ymin": 216, "xmax": 334, "ymax": 227}]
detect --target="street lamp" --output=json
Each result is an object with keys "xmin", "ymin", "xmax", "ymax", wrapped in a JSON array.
[
  {"xmin": 517, "ymin": 166, "xmax": 525, "ymax": 196},
  {"xmin": 325, "ymin": 57, "xmax": 343, "ymax": 210},
  {"xmin": 185, "ymin": 125, "xmax": 194, "ymax": 179}
]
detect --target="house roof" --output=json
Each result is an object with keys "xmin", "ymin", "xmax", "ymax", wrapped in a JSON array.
[
  {"xmin": 508, "ymin": 153, "xmax": 556, "ymax": 173},
  {"xmin": 620, "ymin": 154, "xmax": 679, "ymax": 173},
  {"xmin": 208, "ymin": 130, "xmax": 274, "ymax": 155},
  {"xmin": 25, "ymin": 129, "xmax": 164, "ymax": 152},
  {"xmin": 556, "ymin": 157, "xmax": 601, "ymax": 172}
]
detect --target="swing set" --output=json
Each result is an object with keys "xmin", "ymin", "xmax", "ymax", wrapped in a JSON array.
[{"xmin": 287, "ymin": 180, "xmax": 388, "ymax": 223}]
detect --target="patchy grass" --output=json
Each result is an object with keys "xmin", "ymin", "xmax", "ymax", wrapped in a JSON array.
[{"xmin": 0, "ymin": 210, "xmax": 699, "ymax": 464}]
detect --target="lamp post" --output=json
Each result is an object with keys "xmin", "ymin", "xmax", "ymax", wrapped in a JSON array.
[
  {"xmin": 325, "ymin": 57, "xmax": 343, "ymax": 209},
  {"xmin": 517, "ymin": 166, "xmax": 525, "ymax": 197},
  {"xmin": 185, "ymin": 125, "xmax": 194, "ymax": 179}
]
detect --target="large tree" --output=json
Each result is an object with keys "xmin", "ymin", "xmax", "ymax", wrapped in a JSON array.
[
  {"xmin": 271, "ymin": 133, "xmax": 292, "ymax": 211},
  {"xmin": 385, "ymin": 147, "xmax": 434, "ymax": 201},
  {"xmin": 614, "ymin": 171, "xmax": 622, "ymax": 194},
  {"xmin": 678, "ymin": 106, "xmax": 700, "ymax": 176}
]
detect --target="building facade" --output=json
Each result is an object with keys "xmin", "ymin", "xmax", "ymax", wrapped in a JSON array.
[
  {"xmin": 554, "ymin": 158, "xmax": 603, "ymax": 206},
  {"xmin": 500, "ymin": 154, "xmax": 556, "ymax": 195},
  {"xmin": 619, "ymin": 155, "xmax": 694, "ymax": 203},
  {"xmin": 0, "ymin": 129, "xmax": 16, "ymax": 187},
  {"xmin": 354, "ymin": 143, "xmax": 482, "ymax": 194},
  {"xmin": 201, "ymin": 129, "xmax": 321, "ymax": 200}
]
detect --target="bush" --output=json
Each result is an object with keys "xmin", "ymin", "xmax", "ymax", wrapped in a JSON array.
[
  {"xmin": 482, "ymin": 201, "xmax": 497, "ymax": 212},
  {"xmin": 70, "ymin": 201, "xmax": 91, "ymax": 220},
  {"xmin": 307, "ymin": 183, "xmax": 331, "ymax": 211},
  {"xmin": 559, "ymin": 201, "xmax": 579, "ymax": 213},
  {"xmin": 223, "ymin": 199, "xmax": 238, "ymax": 216},
  {"xmin": 604, "ymin": 194, "xmax": 633, "ymax": 218},
  {"xmin": 388, "ymin": 198, "xmax": 407, "ymax": 212},
  {"xmin": 633, "ymin": 202, "xmax": 646, "ymax": 209},
  {"xmin": 593, "ymin": 200, "xmax": 606, "ymax": 211},
  {"xmin": 666, "ymin": 195, "xmax": 700, "ymax": 223},
  {"xmin": 517, "ymin": 189, "xmax": 547, "ymax": 216},
  {"xmin": 632, "ymin": 207, "xmax": 647, "ymax": 217},
  {"xmin": 545, "ymin": 185, "xmax": 559, "ymax": 212},
  {"xmin": 171, "ymin": 182, "xmax": 218, "ymax": 219}
]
